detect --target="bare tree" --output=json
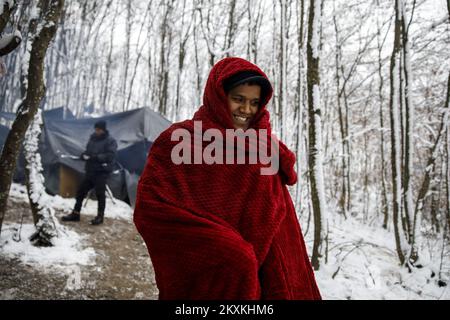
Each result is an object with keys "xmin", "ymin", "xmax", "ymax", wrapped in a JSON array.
[
  {"xmin": 121, "ymin": 0, "xmax": 133, "ymax": 111},
  {"xmin": 223, "ymin": 0, "xmax": 236, "ymax": 57},
  {"xmin": 293, "ymin": 0, "xmax": 306, "ymax": 214},
  {"xmin": 157, "ymin": 0, "xmax": 174, "ymax": 116},
  {"xmin": 376, "ymin": 8, "xmax": 391, "ymax": 229},
  {"xmin": 0, "ymin": 0, "xmax": 65, "ymax": 235},
  {"xmin": 332, "ymin": 6, "xmax": 348, "ymax": 218},
  {"xmin": 173, "ymin": 0, "xmax": 193, "ymax": 121},
  {"xmin": 307, "ymin": 0, "xmax": 328, "ymax": 270},
  {"xmin": 246, "ymin": 0, "xmax": 263, "ymax": 63},
  {"xmin": 389, "ymin": 0, "xmax": 407, "ymax": 265},
  {"xmin": 401, "ymin": 0, "xmax": 418, "ymax": 265},
  {"xmin": 126, "ymin": 1, "xmax": 154, "ymax": 111},
  {"xmin": 102, "ymin": 1, "xmax": 119, "ymax": 112},
  {"xmin": 278, "ymin": 0, "xmax": 290, "ymax": 143}
]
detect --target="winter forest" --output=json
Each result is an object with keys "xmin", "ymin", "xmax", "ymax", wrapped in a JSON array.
[{"xmin": 0, "ymin": 0, "xmax": 449, "ymax": 300}]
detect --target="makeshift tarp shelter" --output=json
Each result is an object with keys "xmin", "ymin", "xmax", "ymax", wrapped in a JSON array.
[
  {"xmin": 0, "ymin": 107, "xmax": 171, "ymax": 207},
  {"xmin": 0, "ymin": 106, "xmax": 75, "ymax": 124},
  {"xmin": 0, "ymin": 107, "xmax": 76, "ymax": 182}
]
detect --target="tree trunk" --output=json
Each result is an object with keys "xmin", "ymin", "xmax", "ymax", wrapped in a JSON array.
[
  {"xmin": 193, "ymin": 15, "xmax": 202, "ymax": 107},
  {"xmin": 342, "ymin": 77, "xmax": 351, "ymax": 214},
  {"xmin": 278, "ymin": 0, "xmax": 289, "ymax": 143},
  {"xmin": 0, "ymin": 0, "xmax": 65, "ymax": 235},
  {"xmin": 174, "ymin": 0, "xmax": 192, "ymax": 122},
  {"xmin": 102, "ymin": 2, "xmax": 119, "ymax": 112},
  {"xmin": 157, "ymin": 0, "xmax": 174, "ymax": 116},
  {"xmin": 413, "ymin": 72, "xmax": 450, "ymax": 247},
  {"xmin": 333, "ymin": 11, "xmax": 348, "ymax": 218},
  {"xmin": 122, "ymin": 0, "xmax": 132, "ymax": 111},
  {"xmin": 307, "ymin": 0, "xmax": 327, "ymax": 270},
  {"xmin": 246, "ymin": 0, "xmax": 263, "ymax": 63},
  {"xmin": 430, "ymin": 182, "xmax": 441, "ymax": 234},
  {"xmin": 389, "ymin": 0, "xmax": 406, "ymax": 265},
  {"xmin": 401, "ymin": 0, "xmax": 418, "ymax": 265},
  {"xmin": 376, "ymin": 10, "xmax": 389, "ymax": 229},
  {"xmin": 126, "ymin": 1, "xmax": 154, "ymax": 112},
  {"xmin": 294, "ymin": 0, "xmax": 305, "ymax": 213},
  {"xmin": 446, "ymin": 73, "xmax": 450, "ymax": 235},
  {"xmin": 223, "ymin": 0, "xmax": 236, "ymax": 57},
  {"xmin": 24, "ymin": 109, "xmax": 59, "ymax": 246}
]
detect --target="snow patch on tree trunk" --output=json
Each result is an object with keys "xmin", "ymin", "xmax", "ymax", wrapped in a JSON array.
[{"xmin": 24, "ymin": 109, "xmax": 60, "ymax": 246}]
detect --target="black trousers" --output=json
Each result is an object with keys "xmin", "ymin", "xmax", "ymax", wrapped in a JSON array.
[{"xmin": 74, "ymin": 173, "xmax": 108, "ymax": 214}]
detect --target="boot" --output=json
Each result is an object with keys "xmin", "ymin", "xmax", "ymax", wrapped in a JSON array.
[
  {"xmin": 62, "ymin": 211, "xmax": 80, "ymax": 222},
  {"xmin": 90, "ymin": 212, "xmax": 104, "ymax": 225}
]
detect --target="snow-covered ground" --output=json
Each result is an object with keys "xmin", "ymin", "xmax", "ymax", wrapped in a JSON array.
[
  {"xmin": 1, "ymin": 223, "xmax": 96, "ymax": 268},
  {"xmin": 312, "ymin": 216, "xmax": 449, "ymax": 300},
  {"xmin": 1, "ymin": 183, "xmax": 449, "ymax": 299},
  {"xmin": 9, "ymin": 183, "xmax": 133, "ymax": 221},
  {"xmin": 1, "ymin": 183, "xmax": 156, "ymax": 299},
  {"xmin": 1, "ymin": 183, "xmax": 133, "ymax": 273}
]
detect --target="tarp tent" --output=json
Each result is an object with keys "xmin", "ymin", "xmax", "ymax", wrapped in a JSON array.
[
  {"xmin": 0, "ymin": 107, "xmax": 171, "ymax": 207},
  {"xmin": 0, "ymin": 107, "xmax": 76, "ymax": 183},
  {"xmin": 0, "ymin": 106, "xmax": 76, "ymax": 124}
]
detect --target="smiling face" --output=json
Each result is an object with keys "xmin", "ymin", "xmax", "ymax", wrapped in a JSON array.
[{"xmin": 226, "ymin": 83, "xmax": 261, "ymax": 130}]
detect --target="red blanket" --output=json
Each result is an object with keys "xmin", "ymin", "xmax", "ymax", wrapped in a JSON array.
[{"xmin": 134, "ymin": 57, "xmax": 321, "ymax": 300}]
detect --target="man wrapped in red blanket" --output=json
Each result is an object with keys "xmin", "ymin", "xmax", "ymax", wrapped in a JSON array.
[{"xmin": 134, "ymin": 57, "xmax": 322, "ymax": 300}]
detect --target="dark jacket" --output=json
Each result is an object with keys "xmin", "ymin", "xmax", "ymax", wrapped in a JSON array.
[{"xmin": 83, "ymin": 130, "xmax": 117, "ymax": 175}]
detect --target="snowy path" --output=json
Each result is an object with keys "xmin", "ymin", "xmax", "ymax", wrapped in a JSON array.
[{"xmin": 0, "ymin": 184, "xmax": 158, "ymax": 299}]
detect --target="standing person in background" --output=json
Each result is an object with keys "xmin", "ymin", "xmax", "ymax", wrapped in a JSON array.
[{"xmin": 62, "ymin": 120, "xmax": 117, "ymax": 225}]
